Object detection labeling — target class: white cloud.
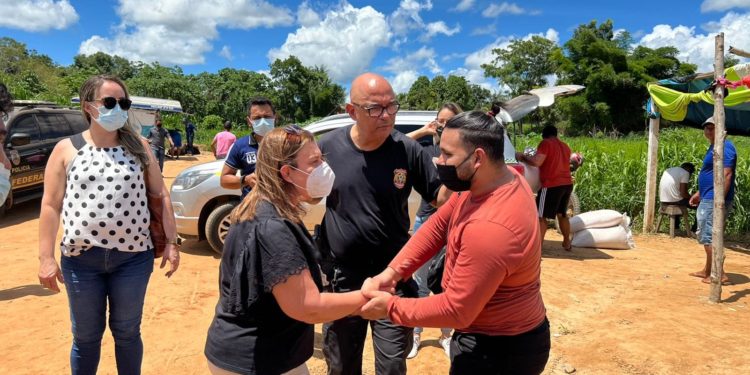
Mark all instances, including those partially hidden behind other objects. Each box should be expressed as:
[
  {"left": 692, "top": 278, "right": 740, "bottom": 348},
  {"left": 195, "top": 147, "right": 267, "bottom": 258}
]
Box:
[
  {"left": 268, "top": 4, "right": 390, "bottom": 83},
  {"left": 450, "top": 28, "right": 559, "bottom": 91},
  {"left": 388, "top": 0, "right": 433, "bottom": 43},
  {"left": 441, "top": 52, "right": 468, "bottom": 62},
  {"left": 701, "top": 0, "right": 750, "bottom": 12},
  {"left": 637, "top": 12, "right": 750, "bottom": 71},
  {"left": 384, "top": 46, "right": 442, "bottom": 76},
  {"left": 390, "top": 70, "right": 420, "bottom": 93},
  {"left": 297, "top": 1, "right": 321, "bottom": 27},
  {"left": 219, "top": 45, "right": 233, "bottom": 61},
  {"left": 0, "top": 0, "right": 78, "bottom": 32},
  {"left": 78, "top": 0, "right": 294, "bottom": 65},
  {"left": 482, "top": 2, "right": 534, "bottom": 17},
  {"left": 421, "top": 21, "right": 461, "bottom": 41},
  {"left": 452, "top": 0, "right": 475, "bottom": 12},
  {"left": 472, "top": 24, "right": 497, "bottom": 36}
]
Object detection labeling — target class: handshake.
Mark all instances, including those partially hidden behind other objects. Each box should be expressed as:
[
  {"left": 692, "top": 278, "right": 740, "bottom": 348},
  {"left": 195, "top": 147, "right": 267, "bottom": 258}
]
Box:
[{"left": 356, "top": 268, "right": 401, "bottom": 320}]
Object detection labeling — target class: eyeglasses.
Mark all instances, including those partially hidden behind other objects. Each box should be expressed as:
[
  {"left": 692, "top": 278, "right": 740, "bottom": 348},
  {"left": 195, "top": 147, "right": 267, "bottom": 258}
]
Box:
[
  {"left": 351, "top": 102, "right": 400, "bottom": 118},
  {"left": 96, "top": 97, "right": 132, "bottom": 110}
]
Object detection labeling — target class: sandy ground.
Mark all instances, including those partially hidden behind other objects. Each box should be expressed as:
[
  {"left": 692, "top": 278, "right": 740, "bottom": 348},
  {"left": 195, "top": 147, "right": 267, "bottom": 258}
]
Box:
[{"left": 1, "top": 154, "right": 749, "bottom": 375}]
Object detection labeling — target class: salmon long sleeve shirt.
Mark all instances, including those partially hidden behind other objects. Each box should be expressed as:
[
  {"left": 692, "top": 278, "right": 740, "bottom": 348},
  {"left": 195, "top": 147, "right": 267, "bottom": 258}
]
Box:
[{"left": 387, "top": 168, "right": 546, "bottom": 335}]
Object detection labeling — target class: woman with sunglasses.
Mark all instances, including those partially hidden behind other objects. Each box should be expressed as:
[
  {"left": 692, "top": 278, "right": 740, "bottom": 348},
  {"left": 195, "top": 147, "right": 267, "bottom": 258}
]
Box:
[
  {"left": 205, "top": 126, "right": 378, "bottom": 375},
  {"left": 38, "top": 75, "right": 180, "bottom": 374}
]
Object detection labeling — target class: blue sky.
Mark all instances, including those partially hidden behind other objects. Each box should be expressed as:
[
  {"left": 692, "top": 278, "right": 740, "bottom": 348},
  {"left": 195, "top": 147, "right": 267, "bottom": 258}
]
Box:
[{"left": 2, "top": 0, "right": 750, "bottom": 93}]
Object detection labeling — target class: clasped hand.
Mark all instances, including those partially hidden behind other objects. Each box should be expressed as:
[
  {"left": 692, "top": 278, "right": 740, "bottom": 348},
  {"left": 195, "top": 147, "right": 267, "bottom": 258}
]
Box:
[{"left": 357, "top": 272, "right": 398, "bottom": 320}]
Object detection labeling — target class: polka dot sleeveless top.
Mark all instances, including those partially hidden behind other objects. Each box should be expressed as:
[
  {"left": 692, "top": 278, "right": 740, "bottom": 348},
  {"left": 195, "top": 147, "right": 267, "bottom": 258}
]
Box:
[{"left": 60, "top": 144, "right": 151, "bottom": 256}]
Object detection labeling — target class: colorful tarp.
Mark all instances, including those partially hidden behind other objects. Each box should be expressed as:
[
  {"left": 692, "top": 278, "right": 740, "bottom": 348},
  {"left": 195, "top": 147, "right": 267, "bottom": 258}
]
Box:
[{"left": 647, "top": 63, "right": 750, "bottom": 136}]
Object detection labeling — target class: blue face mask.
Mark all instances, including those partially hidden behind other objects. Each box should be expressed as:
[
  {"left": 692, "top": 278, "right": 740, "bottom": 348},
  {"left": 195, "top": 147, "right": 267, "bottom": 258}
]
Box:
[
  {"left": 251, "top": 117, "right": 275, "bottom": 136},
  {"left": 90, "top": 103, "right": 128, "bottom": 132}
]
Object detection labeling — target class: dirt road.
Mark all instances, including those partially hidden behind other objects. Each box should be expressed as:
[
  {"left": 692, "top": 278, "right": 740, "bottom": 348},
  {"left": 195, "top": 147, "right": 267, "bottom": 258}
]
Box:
[{"left": 0, "top": 154, "right": 748, "bottom": 374}]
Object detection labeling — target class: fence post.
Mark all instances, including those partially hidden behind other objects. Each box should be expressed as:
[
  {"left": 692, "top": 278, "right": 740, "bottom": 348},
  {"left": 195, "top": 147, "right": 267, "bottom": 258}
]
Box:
[
  {"left": 643, "top": 109, "right": 660, "bottom": 233},
  {"left": 709, "top": 33, "right": 726, "bottom": 303}
]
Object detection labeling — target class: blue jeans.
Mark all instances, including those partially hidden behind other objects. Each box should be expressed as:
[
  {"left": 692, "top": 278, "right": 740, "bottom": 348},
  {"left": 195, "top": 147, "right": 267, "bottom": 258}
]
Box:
[
  {"left": 412, "top": 215, "right": 451, "bottom": 336},
  {"left": 61, "top": 248, "right": 154, "bottom": 375},
  {"left": 151, "top": 147, "right": 164, "bottom": 171},
  {"left": 696, "top": 199, "right": 733, "bottom": 245}
]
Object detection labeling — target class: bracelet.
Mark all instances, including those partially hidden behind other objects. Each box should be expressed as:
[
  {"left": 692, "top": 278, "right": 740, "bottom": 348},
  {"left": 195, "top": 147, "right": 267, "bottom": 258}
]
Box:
[{"left": 240, "top": 174, "right": 247, "bottom": 187}]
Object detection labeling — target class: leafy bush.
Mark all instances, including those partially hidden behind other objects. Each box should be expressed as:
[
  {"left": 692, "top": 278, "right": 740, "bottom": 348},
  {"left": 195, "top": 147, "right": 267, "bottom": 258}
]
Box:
[{"left": 201, "top": 115, "right": 223, "bottom": 129}]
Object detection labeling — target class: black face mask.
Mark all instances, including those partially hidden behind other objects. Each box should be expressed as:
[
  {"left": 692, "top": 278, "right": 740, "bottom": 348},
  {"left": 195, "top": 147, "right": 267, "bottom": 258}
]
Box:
[{"left": 436, "top": 151, "right": 476, "bottom": 192}]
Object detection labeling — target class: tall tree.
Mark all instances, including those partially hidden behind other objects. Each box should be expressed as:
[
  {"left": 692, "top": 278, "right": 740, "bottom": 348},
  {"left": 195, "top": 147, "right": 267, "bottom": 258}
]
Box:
[{"left": 482, "top": 36, "right": 561, "bottom": 96}]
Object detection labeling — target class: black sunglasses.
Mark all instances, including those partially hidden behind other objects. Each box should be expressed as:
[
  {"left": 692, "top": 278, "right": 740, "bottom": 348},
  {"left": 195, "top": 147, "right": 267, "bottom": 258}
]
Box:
[{"left": 97, "top": 97, "right": 132, "bottom": 110}]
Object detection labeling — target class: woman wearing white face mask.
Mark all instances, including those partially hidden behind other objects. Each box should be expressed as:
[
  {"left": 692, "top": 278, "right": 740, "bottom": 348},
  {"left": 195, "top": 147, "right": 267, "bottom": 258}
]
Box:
[
  {"left": 37, "top": 75, "right": 180, "bottom": 374},
  {"left": 204, "top": 125, "right": 384, "bottom": 375}
]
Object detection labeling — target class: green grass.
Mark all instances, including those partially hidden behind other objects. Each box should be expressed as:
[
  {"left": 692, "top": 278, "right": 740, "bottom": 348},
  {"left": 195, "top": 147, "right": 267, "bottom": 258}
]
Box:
[{"left": 513, "top": 127, "right": 750, "bottom": 237}]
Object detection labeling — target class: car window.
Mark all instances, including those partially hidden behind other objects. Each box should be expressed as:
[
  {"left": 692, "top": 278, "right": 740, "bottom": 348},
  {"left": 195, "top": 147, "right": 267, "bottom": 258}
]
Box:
[
  {"left": 395, "top": 124, "right": 433, "bottom": 146},
  {"left": 64, "top": 113, "right": 89, "bottom": 134},
  {"left": 9, "top": 115, "right": 40, "bottom": 142},
  {"left": 37, "top": 114, "right": 72, "bottom": 139}
]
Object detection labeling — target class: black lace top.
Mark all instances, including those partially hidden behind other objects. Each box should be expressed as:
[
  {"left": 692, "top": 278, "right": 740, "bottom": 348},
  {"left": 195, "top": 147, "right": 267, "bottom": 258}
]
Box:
[{"left": 205, "top": 200, "right": 323, "bottom": 374}]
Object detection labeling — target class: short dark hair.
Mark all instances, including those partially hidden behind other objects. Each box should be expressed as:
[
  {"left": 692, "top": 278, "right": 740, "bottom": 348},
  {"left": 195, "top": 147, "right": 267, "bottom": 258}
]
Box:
[
  {"left": 224, "top": 121, "right": 232, "bottom": 130},
  {"left": 681, "top": 162, "right": 695, "bottom": 174},
  {"left": 247, "top": 97, "right": 275, "bottom": 114},
  {"left": 542, "top": 125, "right": 558, "bottom": 139},
  {"left": 0, "top": 83, "right": 13, "bottom": 117},
  {"left": 445, "top": 111, "right": 505, "bottom": 162}
]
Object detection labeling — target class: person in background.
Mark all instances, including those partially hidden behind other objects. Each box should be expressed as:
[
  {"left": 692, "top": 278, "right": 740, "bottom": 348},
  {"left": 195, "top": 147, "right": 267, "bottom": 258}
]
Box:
[
  {"left": 360, "top": 111, "right": 549, "bottom": 375},
  {"left": 515, "top": 125, "right": 574, "bottom": 251},
  {"left": 659, "top": 162, "right": 696, "bottom": 232},
  {"left": 184, "top": 117, "right": 196, "bottom": 155},
  {"left": 689, "top": 117, "right": 737, "bottom": 285},
  {"left": 212, "top": 121, "right": 236, "bottom": 160},
  {"left": 660, "top": 163, "right": 696, "bottom": 207},
  {"left": 147, "top": 119, "right": 174, "bottom": 171},
  {"left": 220, "top": 97, "right": 276, "bottom": 200},
  {"left": 204, "top": 126, "right": 377, "bottom": 375},
  {"left": 317, "top": 73, "right": 449, "bottom": 375},
  {"left": 37, "top": 75, "right": 180, "bottom": 375},
  {"left": 404, "top": 102, "right": 463, "bottom": 359},
  {"left": 0, "top": 83, "right": 12, "bottom": 208}
]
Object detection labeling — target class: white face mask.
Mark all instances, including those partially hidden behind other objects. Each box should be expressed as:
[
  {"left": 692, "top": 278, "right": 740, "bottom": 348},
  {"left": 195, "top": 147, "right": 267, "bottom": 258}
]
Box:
[
  {"left": 289, "top": 162, "right": 336, "bottom": 199},
  {"left": 89, "top": 103, "right": 128, "bottom": 132},
  {"left": 251, "top": 117, "right": 275, "bottom": 136}
]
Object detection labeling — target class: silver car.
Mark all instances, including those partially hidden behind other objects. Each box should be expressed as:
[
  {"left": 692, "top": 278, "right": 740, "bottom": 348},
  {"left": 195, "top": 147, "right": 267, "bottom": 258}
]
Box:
[
  {"left": 170, "top": 85, "right": 583, "bottom": 254},
  {"left": 171, "top": 111, "right": 444, "bottom": 253}
]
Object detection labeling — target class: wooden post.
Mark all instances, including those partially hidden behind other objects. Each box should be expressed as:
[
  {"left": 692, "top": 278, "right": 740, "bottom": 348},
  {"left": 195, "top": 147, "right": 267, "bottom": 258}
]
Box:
[
  {"left": 728, "top": 46, "right": 750, "bottom": 58},
  {"left": 709, "top": 33, "right": 726, "bottom": 303},
  {"left": 643, "top": 104, "right": 660, "bottom": 233}
]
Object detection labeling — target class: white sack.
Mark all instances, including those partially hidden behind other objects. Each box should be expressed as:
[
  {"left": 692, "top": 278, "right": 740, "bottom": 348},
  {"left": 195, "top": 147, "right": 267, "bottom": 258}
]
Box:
[
  {"left": 570, "top": 209, "right": 628, "bottom": 232},
  {"left": 571, "top": 225, "right": 635, "bottom": 250}
]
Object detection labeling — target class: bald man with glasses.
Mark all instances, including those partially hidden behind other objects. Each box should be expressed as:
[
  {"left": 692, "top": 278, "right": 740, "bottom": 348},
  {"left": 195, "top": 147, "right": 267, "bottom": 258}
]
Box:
[{"left": 316, "top": 73, "right": 450, "bottom": 375}]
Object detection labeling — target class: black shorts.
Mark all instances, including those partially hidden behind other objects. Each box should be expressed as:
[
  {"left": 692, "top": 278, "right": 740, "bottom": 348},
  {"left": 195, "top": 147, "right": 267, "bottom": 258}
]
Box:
[{"left": 536, "top": 184, "right": 573, "bottom": 219}]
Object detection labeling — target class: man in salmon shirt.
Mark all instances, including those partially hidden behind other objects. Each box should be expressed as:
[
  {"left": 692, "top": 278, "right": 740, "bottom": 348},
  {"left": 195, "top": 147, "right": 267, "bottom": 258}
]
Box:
[
  {"left": 516, "top": 125, "right": 573, "bottom": 251},
  {"left": 360, "top": 111, "right": 549, "bottom": 374}
]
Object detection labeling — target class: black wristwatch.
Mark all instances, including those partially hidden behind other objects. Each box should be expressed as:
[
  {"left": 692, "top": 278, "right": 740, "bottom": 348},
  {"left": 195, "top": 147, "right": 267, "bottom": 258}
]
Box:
[{"left": 240, "top": 174, "right": 247, "bottom": 187}]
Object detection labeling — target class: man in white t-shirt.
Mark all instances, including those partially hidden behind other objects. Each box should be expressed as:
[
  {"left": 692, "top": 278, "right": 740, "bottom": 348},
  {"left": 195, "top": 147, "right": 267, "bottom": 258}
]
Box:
[
  {"left": 659, "top": 162, "right": 696, "bottom": 233},
  {"left": 659, "top": 162, "right": 695, "bottom": 206}
]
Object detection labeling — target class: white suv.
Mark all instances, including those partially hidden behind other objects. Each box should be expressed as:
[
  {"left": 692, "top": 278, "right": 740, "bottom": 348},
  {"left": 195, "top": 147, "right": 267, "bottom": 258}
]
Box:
[{"left": 170, "top": 85, "right": 583, "bottom": 254}]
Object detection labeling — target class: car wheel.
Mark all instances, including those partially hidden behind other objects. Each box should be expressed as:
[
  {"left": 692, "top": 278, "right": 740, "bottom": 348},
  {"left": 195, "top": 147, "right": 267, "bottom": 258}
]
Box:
[
  {"left": 556, "top": 191, "right": 581, "bottom": 233},
  {"left": 205, "top": 202, "right": 237, "bottom": 255}
]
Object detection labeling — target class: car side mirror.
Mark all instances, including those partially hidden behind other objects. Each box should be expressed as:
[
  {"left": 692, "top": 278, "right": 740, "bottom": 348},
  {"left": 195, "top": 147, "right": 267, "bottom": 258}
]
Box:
[{"left": 10, "top": 133, "right": 31, "bottom": 147}]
